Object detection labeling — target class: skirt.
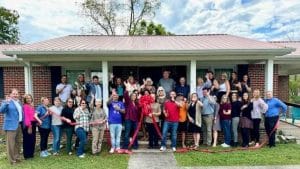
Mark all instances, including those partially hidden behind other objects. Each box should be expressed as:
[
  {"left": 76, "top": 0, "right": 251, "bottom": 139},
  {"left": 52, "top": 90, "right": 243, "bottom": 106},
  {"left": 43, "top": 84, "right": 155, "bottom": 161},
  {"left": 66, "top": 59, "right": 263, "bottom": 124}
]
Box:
[
  {"left": 213, "top": 117, "right": 221, "bottom": 131},
  {"left": 188, "top": 122, "right": 201, "bottom": 133},
  {"left": 178, "top": 121, "right": 188, "bottom": 132},
  {"left": 239, "top": 117, "right": 253, "bottom": 129}
]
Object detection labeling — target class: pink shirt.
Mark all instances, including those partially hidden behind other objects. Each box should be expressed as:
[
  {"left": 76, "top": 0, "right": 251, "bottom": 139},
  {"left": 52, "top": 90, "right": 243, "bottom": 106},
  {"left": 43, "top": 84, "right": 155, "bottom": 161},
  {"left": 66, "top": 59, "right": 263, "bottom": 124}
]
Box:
[{"left": 23, "top": 104, "right": 36, "bottom": 127}]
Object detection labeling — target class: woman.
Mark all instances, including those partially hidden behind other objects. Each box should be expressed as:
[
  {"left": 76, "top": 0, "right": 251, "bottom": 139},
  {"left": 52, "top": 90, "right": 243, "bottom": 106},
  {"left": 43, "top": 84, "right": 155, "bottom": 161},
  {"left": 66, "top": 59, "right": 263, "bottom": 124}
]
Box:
[
  {"left": 250, "top": 89, "right": 268, "bottom": 147},
  {"left": 111, "top": 77, "right": 125, "bottom": 101},
  {"left": 61, "top": 98, "right": 75, "bottom": 155},
  {"left": 0, "top": 88, "right": 23, "bottom": 164},
  {"left": 35, "top": 97, "right": 51, "bottom": 157},
  {"left": 177, "top": 94, "right": 188, "bottom": 148},
  {"left": 229, "top": 71, "right": 241, "bottom": 94},
  {"left": 212, "top": 96, "right": 221, "bottom": 147},
  {"left": 74, "top": 74, "right": 88, "bottom": 99},
  {"left": 231, "top": 93, "right": 242, "bottom": 147},
  {"left": 145, "top": 93, "right": 161, "bottom": 149},
  {"left": 73, "top": 99, "right": 90, "bottom": 158},
  {"left": 240, "top": 74, "right": 251, "bottom": 96},
  {"left": 217, "top": 72, "right": 230, "bottom": 103},
  {"left": 239, "top": 92, "right": 253, "bottom": 147},
  {"left": 196, "top": 77, "right": 205, "bottom": 99},
  {"left": 219, "top": 95, "right": 232, "bottom": 148},
  {"left": 107, "top": 92, "right": 125, "bottom": 153},
  {"left": 126, "top": 76, "right": 140, "bottom": 95},
  {"left": 22, "top": 94, "right": 37, "bottom": 159},
  {"left": 90, "top": 98, "right": 107, "bottom": 154},
  {"left": 156, "top": 86, "right": 167, "bottom": 132},
  {"left": 49, "top": 97, "right": 63, "bottom": 155},
  {"left": 140, "top": 77, "right": 156, "bottom": 94},
  {"left": 187, "top": 93, "right": 203, "bottom": 149},
  {"left": 123, "top": 81, "right": 140, "bottom": 150}
]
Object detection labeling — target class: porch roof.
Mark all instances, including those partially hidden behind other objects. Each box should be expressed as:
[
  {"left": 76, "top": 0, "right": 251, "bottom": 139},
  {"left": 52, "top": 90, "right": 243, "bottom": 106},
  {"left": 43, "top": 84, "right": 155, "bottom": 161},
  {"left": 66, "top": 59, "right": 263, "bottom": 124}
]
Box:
[
  {"left": 0, "top": 45, "right": 19, "bottom": 62},
  {"left": 2, "top": 34, "right": 294, "bottom": 57},
  {"left": 272, "top": 41, "right": 300, "bottom": 59}
]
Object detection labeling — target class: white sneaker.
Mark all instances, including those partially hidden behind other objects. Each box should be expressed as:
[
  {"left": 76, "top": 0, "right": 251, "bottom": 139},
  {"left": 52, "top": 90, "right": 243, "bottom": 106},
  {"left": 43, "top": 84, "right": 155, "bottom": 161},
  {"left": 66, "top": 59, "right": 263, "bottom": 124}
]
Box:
[
  {"left": 109, "top": 148, "right": 115, "bottom": 154},
  {"left": 78, "top": 154, "right": 85, "bottom": 158},
  {"left": 68, "top": 152, "right": 73, "bottom": 155},
  {"left": 221, "top": 143, "right": 230, "bottom": 148},
  {"left": 160, "top": 146, "right": 166, "bottom": 151},
  {"left": 172, "top": 147, "right": 176, "bottom": 152}
]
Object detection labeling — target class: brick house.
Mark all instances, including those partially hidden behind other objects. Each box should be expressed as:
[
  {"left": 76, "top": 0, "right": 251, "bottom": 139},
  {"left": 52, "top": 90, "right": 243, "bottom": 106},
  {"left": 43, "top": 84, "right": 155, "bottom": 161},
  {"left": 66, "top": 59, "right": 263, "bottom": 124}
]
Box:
[{"left": 0, "top": 34, "right": 298, "bottom": 135}]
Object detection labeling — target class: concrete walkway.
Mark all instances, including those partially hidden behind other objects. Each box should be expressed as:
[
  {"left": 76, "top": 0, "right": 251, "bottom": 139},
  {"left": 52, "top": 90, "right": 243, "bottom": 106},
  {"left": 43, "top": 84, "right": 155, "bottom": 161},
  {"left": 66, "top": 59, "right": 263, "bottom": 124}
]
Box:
[
  {"left": 278, "top": 120, "right": 300, "bottom": 143},
  {"left": 128, "top": 151, "right": 178, "bottom": 169}
]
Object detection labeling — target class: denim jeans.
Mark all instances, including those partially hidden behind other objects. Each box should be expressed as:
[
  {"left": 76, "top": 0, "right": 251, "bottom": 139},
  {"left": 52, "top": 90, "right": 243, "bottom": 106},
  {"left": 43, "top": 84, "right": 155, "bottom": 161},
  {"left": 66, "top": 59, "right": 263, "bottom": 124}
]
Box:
[
  {"left": 265, "top": 116, "right": 279, "bottom": 147},
  {"left": 221, "top": 120, "right": 232, "bottom": 145},
  {"left": 231, "top": 117, "right": 240, "bottom": 143},
  {"left": 75, "top": 127, "right": 87, "bottom": 156},
  {"left": 123, "top": 120, "right": 138, "bottom": 149},
  {"left": 109, "top": 124, "right": 122, "bottom": 149},
  {"left": 161, "top": 121, "right": 178, "bottom": 148},
  {"left": 51, "top": 125, "right": 62, "bottom": 153}
]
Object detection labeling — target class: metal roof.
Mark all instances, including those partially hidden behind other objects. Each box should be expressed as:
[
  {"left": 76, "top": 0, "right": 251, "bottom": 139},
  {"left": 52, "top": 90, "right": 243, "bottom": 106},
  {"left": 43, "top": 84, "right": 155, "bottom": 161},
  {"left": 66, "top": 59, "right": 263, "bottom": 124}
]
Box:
[
  {"left": 271, "top": 41, "right": 300, "bottom": 57},
  {"left": 3, "top": 34, "right": 293, "bottom": 56}
]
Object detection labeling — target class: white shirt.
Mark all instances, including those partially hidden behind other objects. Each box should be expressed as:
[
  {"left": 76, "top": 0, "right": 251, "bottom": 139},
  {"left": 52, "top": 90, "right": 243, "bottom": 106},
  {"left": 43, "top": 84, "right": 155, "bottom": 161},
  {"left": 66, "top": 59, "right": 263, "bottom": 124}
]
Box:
[{"left": 56, "top": 83, "right": 73, "bottom": 102}]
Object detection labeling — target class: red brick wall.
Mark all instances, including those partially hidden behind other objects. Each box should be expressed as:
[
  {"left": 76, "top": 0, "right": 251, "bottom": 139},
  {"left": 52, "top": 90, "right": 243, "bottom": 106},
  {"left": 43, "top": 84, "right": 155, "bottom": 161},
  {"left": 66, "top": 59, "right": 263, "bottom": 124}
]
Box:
[
  {"left": 278, "top": 75, "right": 289, "bottom": 102},
  {"left": 248, "top": 64, "right": 279, "bottom": 97},
  {"left": 32, "top": 67, "right": 52, "bottom": 105}
]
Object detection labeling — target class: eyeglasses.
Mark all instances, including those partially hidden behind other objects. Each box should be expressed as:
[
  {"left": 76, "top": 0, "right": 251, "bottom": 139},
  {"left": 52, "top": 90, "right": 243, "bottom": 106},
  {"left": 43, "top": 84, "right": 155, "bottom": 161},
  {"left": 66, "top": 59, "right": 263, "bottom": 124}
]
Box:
[
  {"left": 68, "top": 101, "right": 73, "bottom": 103},
  {"left": 81, "top": 103, "right": 87, "bottom": 105}
]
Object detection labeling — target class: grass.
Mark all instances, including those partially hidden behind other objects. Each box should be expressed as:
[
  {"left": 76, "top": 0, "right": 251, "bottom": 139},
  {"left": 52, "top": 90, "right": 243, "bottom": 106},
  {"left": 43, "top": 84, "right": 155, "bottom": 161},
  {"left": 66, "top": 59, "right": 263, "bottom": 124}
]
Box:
[
  {"left": 0, "top": 142, "right": 129, "bottom": 169},
  {"left": 175, "top": 143, "right": 300, "bottom": 166}
]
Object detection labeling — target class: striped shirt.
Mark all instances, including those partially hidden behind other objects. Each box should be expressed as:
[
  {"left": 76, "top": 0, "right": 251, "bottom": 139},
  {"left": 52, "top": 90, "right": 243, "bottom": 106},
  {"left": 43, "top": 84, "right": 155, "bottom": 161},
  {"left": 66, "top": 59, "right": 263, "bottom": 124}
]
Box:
[{"left": 73, "top": 107, "right": 90, "bottom": 132}]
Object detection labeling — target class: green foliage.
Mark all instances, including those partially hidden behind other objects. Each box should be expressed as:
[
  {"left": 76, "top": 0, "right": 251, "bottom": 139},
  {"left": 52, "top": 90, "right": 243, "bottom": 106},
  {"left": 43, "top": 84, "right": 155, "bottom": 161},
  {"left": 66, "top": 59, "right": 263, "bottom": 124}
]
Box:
[
  {"left": 175, "top": 144, "right": 300, "bottom": 166},
  {"left": 135, "top": 19, "right": 173, "bottom": 35},
  {"left": 289, "top": 75, "right": 300, "bottom": 103},
  {"left": 0, "top": 143, "right": 129, "bottom": 169},
  {"left": 0, "top": 6, "right": 19, "bottom": 44}
]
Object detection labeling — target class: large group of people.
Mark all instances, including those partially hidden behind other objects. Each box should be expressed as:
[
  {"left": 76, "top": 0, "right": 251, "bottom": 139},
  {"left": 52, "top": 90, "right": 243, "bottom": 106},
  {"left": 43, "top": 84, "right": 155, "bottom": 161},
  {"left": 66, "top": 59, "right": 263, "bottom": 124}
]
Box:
[{"left": 0, "top": 70, "right": 288, "bottom": 165}]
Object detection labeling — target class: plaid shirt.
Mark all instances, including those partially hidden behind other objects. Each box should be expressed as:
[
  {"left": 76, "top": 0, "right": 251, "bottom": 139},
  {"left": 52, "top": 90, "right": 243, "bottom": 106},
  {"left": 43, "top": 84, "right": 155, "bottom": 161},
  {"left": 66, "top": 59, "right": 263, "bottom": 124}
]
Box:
[{"left": 73, "top": 107, "right": 90, "bottom": 132}]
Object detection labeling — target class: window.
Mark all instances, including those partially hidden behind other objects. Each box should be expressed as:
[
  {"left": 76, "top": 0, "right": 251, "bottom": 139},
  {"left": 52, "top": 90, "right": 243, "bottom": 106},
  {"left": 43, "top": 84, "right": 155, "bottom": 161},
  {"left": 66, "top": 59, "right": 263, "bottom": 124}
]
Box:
[
  {"left": 214, "top": 69, "right": 233, "bottom": 80},
  {"left": 66, "top": 70, "right": 85, "bottom": 87}
]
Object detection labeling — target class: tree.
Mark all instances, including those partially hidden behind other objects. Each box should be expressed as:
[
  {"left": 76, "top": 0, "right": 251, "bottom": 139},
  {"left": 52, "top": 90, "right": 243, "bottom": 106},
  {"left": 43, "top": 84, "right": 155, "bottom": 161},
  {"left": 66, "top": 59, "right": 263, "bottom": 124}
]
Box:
[
  {"left": 135, "top": 20, "right": 173, "bottom": 35},
  {"left": 0, "top": 6, "right": 19, "bottom": 44},
  {"left": 81, "top": 0, "right": 161, "bottom": 35}
]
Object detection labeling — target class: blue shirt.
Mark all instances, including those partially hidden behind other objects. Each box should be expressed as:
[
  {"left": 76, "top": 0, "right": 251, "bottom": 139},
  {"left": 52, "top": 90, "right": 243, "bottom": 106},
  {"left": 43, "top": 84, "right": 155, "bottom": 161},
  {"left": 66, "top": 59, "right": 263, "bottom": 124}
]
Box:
[
  {"left": 201, "top": 96, "right": 216, "bottom": 115},
  {"left": 36, "top": 105, "right": 51, "bottom": 129},
  {"left": 175, "top": 84, "right": 190, "bottom": 98},
  {"left": 108, "top": 101, "right": 125, "bottom": 124},
  {"left": 265, "top": 98, "right": 287, "bottom": 117}
]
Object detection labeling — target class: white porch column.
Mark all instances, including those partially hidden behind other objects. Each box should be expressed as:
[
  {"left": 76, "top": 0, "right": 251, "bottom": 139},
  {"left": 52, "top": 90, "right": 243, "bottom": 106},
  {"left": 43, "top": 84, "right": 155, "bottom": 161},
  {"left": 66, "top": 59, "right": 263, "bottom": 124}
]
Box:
[
  {"left": 102, "top": 61, "right": 109, "bottom": 115},
  {"left": 190, "top": 59, "right": 197, "bottom": 93},
  {"left": 24, "top": 61, "right": 33, "bottom": 94},
  {"left": 265, "top": 59, "right": 274, "bottom": 92}
]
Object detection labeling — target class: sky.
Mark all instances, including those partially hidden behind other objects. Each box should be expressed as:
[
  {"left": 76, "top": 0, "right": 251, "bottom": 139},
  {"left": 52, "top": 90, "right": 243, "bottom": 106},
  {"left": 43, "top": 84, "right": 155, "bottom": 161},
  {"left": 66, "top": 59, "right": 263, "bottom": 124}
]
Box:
[{"left": 1, "top": 0, "right": 300, "bottom": 43}]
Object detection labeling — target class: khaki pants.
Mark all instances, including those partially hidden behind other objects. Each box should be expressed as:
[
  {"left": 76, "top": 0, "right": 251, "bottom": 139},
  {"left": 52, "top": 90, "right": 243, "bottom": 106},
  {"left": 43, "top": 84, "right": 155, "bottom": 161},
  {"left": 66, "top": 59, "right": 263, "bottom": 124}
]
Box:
[
  {"left": 91, "top": 128, "right": 105, "bottom": 154},
  {"left": 6, "top": 124, "right": 22, "bottom": 164},
  {"left": 202, "top": 115, "right": 214, "bottom": 145}
]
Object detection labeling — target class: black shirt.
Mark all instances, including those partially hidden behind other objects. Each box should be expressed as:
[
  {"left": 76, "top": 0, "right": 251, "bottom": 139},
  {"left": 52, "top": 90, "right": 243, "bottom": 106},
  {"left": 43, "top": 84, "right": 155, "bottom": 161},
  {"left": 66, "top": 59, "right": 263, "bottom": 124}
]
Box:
[
  {"left": 61, "top": 107, "right": 75, "bottom": 128},
  {"left": 231, "top": 101, "right": 242, "bottom": 118}
]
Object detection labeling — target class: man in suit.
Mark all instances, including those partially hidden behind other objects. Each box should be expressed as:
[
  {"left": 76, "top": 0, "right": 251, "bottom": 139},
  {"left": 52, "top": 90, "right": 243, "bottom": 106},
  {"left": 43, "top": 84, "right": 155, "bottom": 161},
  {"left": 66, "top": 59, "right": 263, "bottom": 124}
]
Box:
[{"left": 0, "top": 88, "right": 23, "bottom": 165}]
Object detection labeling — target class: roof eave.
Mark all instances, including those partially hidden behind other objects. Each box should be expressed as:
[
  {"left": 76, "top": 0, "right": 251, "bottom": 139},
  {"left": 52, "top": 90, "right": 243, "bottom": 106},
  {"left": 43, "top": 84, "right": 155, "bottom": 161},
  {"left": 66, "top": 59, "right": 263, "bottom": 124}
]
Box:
[{"left": 3, "top": 48, "right": 294, "bottom": 56}]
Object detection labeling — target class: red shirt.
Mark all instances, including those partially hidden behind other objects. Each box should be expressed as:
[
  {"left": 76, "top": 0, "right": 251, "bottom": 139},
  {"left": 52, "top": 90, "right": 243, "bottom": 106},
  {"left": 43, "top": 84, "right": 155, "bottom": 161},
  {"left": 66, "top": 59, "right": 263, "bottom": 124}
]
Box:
[
  {"left": 164, "top": 100, "right": 179, "bottom": 122},
  {"left": 219, "top": 103, "right": 232, "bottom": 120}
]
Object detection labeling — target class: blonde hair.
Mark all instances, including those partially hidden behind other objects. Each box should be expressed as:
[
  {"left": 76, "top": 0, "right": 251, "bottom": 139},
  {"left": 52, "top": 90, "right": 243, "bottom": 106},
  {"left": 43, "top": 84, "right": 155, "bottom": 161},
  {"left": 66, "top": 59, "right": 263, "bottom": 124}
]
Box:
[{"left": 221, "top": 94, "right": 230, "bottom": 104}]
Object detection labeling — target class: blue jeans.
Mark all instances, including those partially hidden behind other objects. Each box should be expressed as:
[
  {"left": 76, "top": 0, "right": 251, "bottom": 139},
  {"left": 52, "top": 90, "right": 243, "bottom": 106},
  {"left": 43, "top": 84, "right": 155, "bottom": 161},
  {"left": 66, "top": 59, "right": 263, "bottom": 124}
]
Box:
[
  {"left": 75, "top": 127, "right": 87, "bottom": 156},
  {"left": 109, "top": 124, "right": 122, "bottom": 149},
  {"left": 221, "top": 120, "right": 232, "bottom": 145},
  {"left": 123, "top": 120, "right": 138, "bottom": 149},
  {"left": 51, "top": 125, "right": 61, "bottom": 153},
  {"left": 161, "top": 121, "right": 178, "bottom": 148}
]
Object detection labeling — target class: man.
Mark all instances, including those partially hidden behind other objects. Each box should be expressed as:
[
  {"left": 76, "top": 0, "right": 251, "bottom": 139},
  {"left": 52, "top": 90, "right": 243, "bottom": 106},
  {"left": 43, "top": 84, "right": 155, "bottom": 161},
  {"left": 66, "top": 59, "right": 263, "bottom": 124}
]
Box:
[
  {"left": 160, "top": 91, "right": 181, "bottom": 152},
  {"left": 175, "top": 77, "right": 190, "bottom": 99},
  {"left": 200, "top": 88, "right": 216, "bottom": 146},
  {"left": 264, "top": 91, "right": 287, "bottom": 148},
  {"left": 158, "top": 70, "right": 176, "bottom": 97},
  {"left": 87, "top": 76, "right": 103, "bottom": 105},
  {"left": 56, "top": 75, "right": 73, "bottom": 104}
]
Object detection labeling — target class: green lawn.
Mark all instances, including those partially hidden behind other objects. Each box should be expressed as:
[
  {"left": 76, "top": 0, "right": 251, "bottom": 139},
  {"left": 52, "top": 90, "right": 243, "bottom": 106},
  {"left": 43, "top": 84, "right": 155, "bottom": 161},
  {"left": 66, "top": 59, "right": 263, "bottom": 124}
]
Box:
[
  {"left": 0, "top": 143, "right": 129, "bottom": 169},
  {"left": 175, "top": 144, "right": 300, "bottom": 166}
]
